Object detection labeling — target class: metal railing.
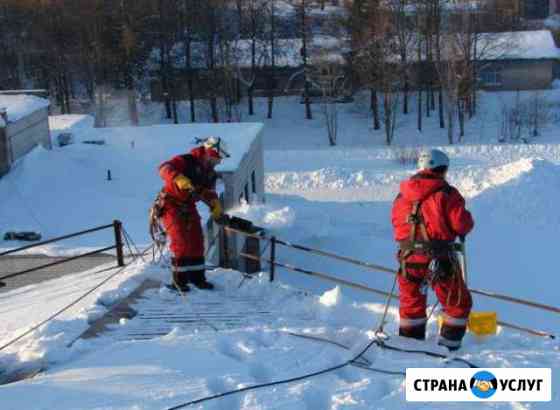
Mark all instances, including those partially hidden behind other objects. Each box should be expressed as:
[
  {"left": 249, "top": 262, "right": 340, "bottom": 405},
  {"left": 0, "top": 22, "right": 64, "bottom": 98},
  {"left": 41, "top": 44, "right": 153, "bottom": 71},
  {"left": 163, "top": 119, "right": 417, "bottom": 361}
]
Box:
[
  {"left": 0, "top": 220, "right": 125, "bottom": 287},
  {"left": 225, "top": 225, "right": 557, "bottom": 339}
]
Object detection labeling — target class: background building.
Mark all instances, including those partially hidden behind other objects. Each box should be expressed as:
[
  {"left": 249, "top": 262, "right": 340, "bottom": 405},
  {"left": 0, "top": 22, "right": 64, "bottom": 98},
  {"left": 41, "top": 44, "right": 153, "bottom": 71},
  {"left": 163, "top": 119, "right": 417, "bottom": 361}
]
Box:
[{"left": 0, "top": 93, "right": 51, "bottom": 177}]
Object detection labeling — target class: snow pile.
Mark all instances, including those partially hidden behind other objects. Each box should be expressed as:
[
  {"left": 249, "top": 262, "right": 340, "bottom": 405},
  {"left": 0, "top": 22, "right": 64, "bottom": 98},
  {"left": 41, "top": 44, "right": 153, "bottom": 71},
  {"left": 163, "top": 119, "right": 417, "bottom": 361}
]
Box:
[
  {"left": 48, "top": 114, "right": 95, "bottom": 142},
  {"left": 229, "top": 200, "right": 296, "bottom": 230},
  {"left": 470, "top": 158, "right": 560, "bottom": 228},
  {"left": 266, "top": 166, "right": 404, "bottom": 191},
  {"left": 319, "top": 286, "right": 342, "bottom": 308},
  {"left": 0, "top": 94, "right": 50, "bottom": 123},
  {"left": 451, "top": 157, "right": 536, "bottom": 199}
]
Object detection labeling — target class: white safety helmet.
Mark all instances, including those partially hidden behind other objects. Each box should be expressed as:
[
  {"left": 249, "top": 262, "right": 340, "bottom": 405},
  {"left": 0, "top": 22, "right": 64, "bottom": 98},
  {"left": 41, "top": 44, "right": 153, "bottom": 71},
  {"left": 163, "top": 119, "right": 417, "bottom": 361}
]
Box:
[
  {"left": 196, "top": 136, "right": 231, "bottom": 159},
  {"left": 417, "top": 149, "right": 450, "bottom": 171}
]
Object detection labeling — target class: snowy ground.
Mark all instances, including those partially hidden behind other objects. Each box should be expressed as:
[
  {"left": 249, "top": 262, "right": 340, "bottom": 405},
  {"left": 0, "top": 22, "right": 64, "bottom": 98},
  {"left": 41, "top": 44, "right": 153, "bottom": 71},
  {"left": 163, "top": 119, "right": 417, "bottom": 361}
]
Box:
[
  {"left": 2, "top": 267, "right": 558, "bottom": 409},
  {"left": 1, "top": 93, "right": 560, "bottom": 408}
]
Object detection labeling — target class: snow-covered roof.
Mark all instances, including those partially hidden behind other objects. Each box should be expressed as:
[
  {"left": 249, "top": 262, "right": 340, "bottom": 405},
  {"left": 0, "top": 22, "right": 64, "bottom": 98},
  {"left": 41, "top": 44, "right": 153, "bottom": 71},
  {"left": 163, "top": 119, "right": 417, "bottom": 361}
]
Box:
[
  {"left": 84, "top": 122, "right": 264, "bottom": 173},
  {"left": 477, "top": 30, "right": 560, "bottom": 61},
  {"left": 381, "top": 30, "right": 560, "bottom": 63},
  {"left": 150, "top": 35, "right": 348, "bottom": 71},
  {"left": 0, "top": 94, "right": 50, "bottom": 123}
]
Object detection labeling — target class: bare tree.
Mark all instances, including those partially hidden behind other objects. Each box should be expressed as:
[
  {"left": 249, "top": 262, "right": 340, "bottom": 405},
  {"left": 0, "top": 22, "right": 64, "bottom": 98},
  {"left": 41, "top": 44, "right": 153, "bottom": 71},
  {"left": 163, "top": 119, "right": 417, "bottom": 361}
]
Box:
[
  {"left": 265, "top": 0, "right": 278, "bottom": 119},
  {"left": 389, "top": 0, "right": 415, "bottom": 115},
  {"left": 355, "top": 0, "right": 401, "bottom": 145},
  {"left": 298, "top": 0, "right": 313, "bottom": 120},
  {"left": 179, "top": 0, "right": 198, "bottom": 123},
  {"left": 310, "top": 50, "right": 345, "bottom": 145},
  {"left": 199, "top": 1, "right": 222, "bottom": 123}
]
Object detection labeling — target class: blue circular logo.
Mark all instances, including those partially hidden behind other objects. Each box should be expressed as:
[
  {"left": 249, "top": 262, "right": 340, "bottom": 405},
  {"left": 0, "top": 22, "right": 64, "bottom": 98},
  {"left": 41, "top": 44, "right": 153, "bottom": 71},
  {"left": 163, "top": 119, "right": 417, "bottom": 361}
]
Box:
[{"left": 470, "top": 371, "right": 498, "bottom": 399}]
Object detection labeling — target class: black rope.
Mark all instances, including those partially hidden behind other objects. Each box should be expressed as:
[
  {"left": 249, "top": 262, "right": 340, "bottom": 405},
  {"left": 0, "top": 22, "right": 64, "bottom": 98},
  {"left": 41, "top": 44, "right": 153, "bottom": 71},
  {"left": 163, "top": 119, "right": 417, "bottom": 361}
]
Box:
[
  {"left": 166, "top": 328, "right": 394, "bottom": 410},
  {"left": 349, "top": 361, "right": 406, "bottom": 376},
  {"left": 373, "top": 338, "right": 479, "bottom": 368},
  {"left": 167, "top": 361, "right": 350, "bottom": 410},
  {"left": 164, "top": 334, "right": 478, "bottom": 408},
  {"left": 122, "top": 227, "right": 144, "bottom": 262},
  {"left": 121, "top": 228, "right": 135, "bottom": 259}
]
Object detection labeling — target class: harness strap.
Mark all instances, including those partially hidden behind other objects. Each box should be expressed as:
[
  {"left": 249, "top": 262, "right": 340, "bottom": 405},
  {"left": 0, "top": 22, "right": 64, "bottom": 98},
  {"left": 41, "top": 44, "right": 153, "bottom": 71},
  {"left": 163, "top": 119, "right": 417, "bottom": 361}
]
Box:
[{"left": 398, "top": 184, "right": 456, "bottom": 285}]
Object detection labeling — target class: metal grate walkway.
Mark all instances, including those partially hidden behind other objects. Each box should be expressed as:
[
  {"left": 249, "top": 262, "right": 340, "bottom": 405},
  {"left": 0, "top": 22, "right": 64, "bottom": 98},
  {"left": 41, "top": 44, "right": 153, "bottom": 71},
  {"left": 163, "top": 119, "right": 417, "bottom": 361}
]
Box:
[{"left": 77, "top": 277, "right": 313, "bottom": 343}]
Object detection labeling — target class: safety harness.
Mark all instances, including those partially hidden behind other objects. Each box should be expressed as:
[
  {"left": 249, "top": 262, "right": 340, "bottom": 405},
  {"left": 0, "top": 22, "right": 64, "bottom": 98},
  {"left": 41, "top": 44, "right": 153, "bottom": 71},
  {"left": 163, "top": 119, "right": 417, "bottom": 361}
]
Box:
[
  {"left": 148, "top": 191, "right": 168, "bottom": 259},
  {"left": 398, "top": 185, "right": 464, "bottom": 306}
]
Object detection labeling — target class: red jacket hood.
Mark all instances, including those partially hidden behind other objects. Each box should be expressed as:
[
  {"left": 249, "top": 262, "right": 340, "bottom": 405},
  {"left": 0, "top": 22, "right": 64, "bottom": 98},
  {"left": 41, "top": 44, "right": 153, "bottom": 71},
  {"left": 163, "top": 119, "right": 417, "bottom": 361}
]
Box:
[{"left": 400, "top": 171, "right": 447, "bottom": 202}]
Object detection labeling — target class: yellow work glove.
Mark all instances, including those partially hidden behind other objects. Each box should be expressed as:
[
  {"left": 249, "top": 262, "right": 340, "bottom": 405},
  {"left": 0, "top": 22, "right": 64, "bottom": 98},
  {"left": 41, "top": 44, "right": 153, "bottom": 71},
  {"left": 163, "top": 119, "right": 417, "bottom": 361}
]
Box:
[
  {"left": 210, "top": 199, "right": 223, "bottom": 221},
  {"left": 174, "top": 175, "right": 193, "bottom": 191}
]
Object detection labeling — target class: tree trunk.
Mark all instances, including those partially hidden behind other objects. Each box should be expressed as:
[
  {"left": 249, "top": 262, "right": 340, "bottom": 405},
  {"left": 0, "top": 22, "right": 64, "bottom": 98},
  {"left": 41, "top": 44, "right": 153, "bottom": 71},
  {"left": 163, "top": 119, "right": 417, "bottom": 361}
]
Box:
[
  {"left": 458, "top": 99, "right": 465, "bottom": 140},
  {"left": 438, "top": 87, "right": 445, "bottom": 129},
  {"left": 301, "top": 0, "right": 312, "bottom": 120},
  {"left": 163, "top": 71, "right": 172, "bottom": 119},
  {"left": 403, "top": 79, "right": 409, "bottom": 115},
  {"left": 70, "top": 73, "right": 76, "bottom": 99},
  {"left": 467, "top": 94, "right": 473, "bottom": 119},
  {"left": 16, "top": 49, "right": 26, "bottom": 88},
  {"left": 267, "top": 96, "right": 274, "bottom": 119},
  {"left": 62, "top": 72, "right": 71, "bottom": 114},
  {"left": 304, "top": 84, "right": 312, "bottom": 120},
  {"left": 430, "top": 85, "right": 435, "bottom": 111},
  {"left": 127, "top": 87, "right": 139, "bottom": 126},
  {"left": 249, "top": 29, "right": 256, "bottom": 116},
  {"left": 210, "top": 96, "right": 218, "bottom": 123},
  {"left": 268, "top": 0, "right": 276, "bottom": 118},
  {"left": 371, "top": 89, "right": 380, "bottom": 130},
  {"left": 384, "top": 92, "right": 392, "bottom": 145},
  {"left": 94, "top": 84, "right": 106, "bottom": 128},
  {"left": 426, "top": 84, "right": 430, "bottom": 118},
  {"left": 188, "top": 77, "right": 196, "bottom": 122},
  {"left": 248, "top": 86, "right": 254, "bottom": 115},
  {"left": 172, "top": 98, "right": 178, "bottom": 124},
  {"left": 267, "top": 73, "right": 274, "bottom": 119},
  {"left": 417, "top": 88, "right": 422, "bottom": 132},
  {"left": 447, "top": 94, "right": 454, "bottom": 144}
]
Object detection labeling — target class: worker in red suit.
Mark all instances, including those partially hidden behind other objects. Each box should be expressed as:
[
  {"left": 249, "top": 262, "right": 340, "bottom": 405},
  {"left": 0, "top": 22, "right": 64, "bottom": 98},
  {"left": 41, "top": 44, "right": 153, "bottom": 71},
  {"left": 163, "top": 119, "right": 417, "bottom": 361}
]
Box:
[
  {"left": 391, "top": 149, "right": 474, "bottom": 350},
  {"left": 158, "top": 137, "right": 229, "bottom": 291}
]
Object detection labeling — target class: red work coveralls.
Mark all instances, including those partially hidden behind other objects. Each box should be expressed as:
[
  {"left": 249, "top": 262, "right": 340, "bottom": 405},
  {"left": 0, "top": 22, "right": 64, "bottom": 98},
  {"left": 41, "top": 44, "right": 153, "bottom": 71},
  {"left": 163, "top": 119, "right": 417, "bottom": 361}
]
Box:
[
  {"left": 391, "top": 170, "right": 474, "bottom": 349},
  {"left": 159, "top": 147, "right": 218, "bottom": 286}
]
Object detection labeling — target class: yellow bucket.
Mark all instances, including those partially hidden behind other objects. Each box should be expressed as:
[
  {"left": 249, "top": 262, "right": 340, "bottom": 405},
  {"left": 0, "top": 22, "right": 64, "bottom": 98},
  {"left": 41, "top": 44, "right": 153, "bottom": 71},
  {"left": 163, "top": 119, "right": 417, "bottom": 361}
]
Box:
[
  {"left": 468, "top": 312, "right": 497, "bottom": 336},
  {"left": 436, "top": 312, "right": 497, "bottom": 336}
]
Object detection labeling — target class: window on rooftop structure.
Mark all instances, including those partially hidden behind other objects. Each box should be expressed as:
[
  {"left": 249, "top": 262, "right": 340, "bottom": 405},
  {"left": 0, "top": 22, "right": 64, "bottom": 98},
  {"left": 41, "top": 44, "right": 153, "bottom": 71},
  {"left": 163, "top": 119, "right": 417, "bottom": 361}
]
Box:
[{"left": 480, "top": 68, "right": 502, "bottom": 86}]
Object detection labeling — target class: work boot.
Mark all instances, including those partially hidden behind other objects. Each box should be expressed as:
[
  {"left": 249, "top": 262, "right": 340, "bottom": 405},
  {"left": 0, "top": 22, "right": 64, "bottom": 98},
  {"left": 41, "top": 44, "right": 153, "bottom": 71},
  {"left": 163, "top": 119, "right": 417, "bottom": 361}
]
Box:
[
  {"left": 189, "top": 269, "right": 214, "bottom": 290},
  {"left": 166, "top": 282, "right": 190, "bottom": 293},
  {"left": 171, "top": 271, "right": 190, "bottom": 293},
  {"left": 191, "top": 279, "right": 215, "bottom": 290}
]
